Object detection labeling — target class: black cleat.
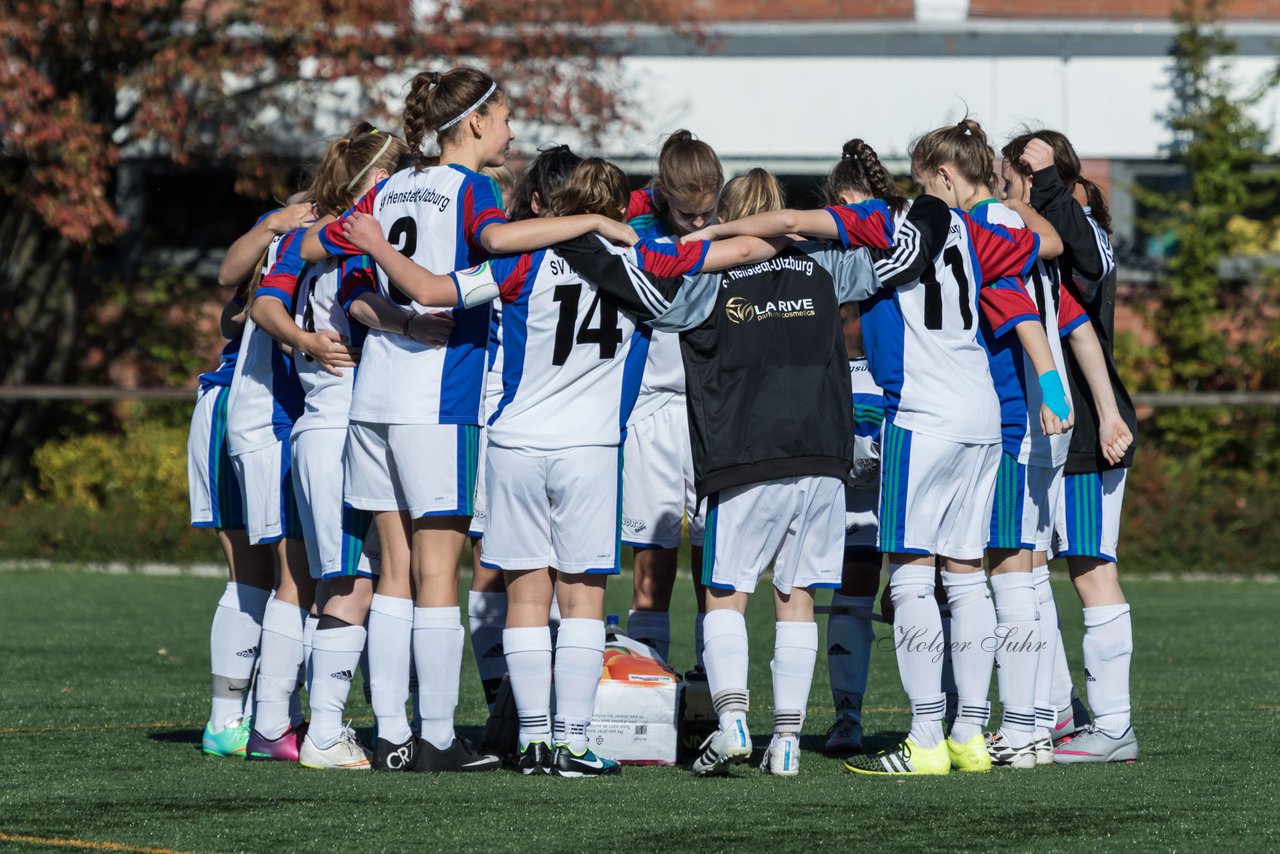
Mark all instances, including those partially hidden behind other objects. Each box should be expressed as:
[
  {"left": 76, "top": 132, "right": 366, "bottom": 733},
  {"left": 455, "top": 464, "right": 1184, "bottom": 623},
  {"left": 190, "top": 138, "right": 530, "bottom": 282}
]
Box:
[
  {"left": 517, "top": 740, "right": 553, "bottom": 776},
  {"left": 414, "top": 737, "right": 502, "bottom": 773},
  {"left": 550, "top": 743, "right": 622, "bottom": 778},
  {"left": 373, "top": 736, "right": 417, "bottom": 771}
]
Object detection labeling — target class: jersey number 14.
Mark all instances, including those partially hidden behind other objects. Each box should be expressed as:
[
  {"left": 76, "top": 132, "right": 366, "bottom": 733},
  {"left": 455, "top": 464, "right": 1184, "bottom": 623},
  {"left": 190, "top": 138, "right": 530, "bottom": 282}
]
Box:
[{"left": 551, "top": 284, "right": 623, "bottom": 366}]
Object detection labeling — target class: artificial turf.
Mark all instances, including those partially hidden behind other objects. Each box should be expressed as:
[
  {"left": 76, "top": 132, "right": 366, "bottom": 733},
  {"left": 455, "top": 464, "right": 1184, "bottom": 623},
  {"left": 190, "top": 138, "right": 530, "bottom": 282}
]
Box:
[{"left": 1, "top": 565, "right": 1277, "bottom": 853}]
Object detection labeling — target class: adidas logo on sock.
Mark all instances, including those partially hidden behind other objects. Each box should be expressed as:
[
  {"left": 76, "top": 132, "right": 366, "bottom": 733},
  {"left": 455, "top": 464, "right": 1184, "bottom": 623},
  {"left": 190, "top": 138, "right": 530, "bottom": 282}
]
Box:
[
  {"left": 331, "top": 670, "right": 355, "bottom": 682},
  {"left": 1085, "top": 668, "right": 1096, "bottom": 683},
  {"left": 236, "top": 646, "right": 259, "bottom": 659},
  {"left": 828, "top": 644, "right": 851, "bottom": 656},
  {"left": 835, "top": 696, "right": 861, "bottom": 711},
  {"left": 482, "top": 644, "right": 504, "bottom": 659}
]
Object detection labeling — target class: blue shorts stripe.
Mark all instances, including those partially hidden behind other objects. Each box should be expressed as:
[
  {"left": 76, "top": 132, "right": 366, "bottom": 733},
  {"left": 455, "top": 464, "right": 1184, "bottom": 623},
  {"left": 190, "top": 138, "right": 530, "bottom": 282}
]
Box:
[
  {"left": 339, "top": 505, "right": 374, "bottom": 577},
  {"left": 700, "top": 493, "right": 719, "bottom": 587},
  {"left": 208, "top": 387, "right": 245, "bottom": 530},
  {"left": 1063, "top": 472, "right": 1106, "bottom": 558},
  {"left": 988, "top": 454, "right": 1026, "bottom": 550},
  {"left": 279, "top": 438, "right": 302, "bottom": 540},
  {"left": 879, "top": 422, "right": 911, "bottom": 553}
]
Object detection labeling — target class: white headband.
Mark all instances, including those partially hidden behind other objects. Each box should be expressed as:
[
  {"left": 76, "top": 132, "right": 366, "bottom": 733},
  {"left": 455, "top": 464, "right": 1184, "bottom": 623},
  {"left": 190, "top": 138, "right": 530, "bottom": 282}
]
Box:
[
  {"left": 438, "top": 83, "right": 497, "bottom": 132},
  {"left": 346, "top": 134, "right": 395, "bottom": 192}
]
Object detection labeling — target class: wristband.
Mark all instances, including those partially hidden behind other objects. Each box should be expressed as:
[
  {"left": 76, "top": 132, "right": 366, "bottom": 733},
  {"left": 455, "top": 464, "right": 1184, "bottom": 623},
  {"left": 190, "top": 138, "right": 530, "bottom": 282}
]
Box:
[{"left": 1038, "top": 370, "right": 1070, "bottom": 420}]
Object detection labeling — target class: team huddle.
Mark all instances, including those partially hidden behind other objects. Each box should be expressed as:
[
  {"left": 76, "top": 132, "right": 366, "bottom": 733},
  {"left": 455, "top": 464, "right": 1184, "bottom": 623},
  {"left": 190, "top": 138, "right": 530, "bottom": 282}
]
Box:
[{"left": 187, "top": 63, "right": 1139, "bottom": 779}]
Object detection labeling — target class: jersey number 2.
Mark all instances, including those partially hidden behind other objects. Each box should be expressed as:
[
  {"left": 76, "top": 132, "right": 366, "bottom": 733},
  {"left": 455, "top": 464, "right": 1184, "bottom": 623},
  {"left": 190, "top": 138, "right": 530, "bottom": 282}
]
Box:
[{"left": 551, "top": 284, "right": 623, "bottom": 366}]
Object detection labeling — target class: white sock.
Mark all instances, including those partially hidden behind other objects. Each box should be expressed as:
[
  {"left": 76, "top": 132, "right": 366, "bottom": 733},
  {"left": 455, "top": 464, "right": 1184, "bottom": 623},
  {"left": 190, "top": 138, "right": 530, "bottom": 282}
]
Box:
[
  {"left": 253, "top": 596, "right": 307, "bottom": 739},
  {"left": 290, "top": 613, "right": 317, "bottom": 727},
  {"left": 413, "top": 606, "right": 463, "bottom": 750},
  {"left": 627, "top": 609, "right": 671, "bottom": 662},
  {"left": 771, "top": 621, "right": 817, "bottom": 735},
  {"left": 1031, "top": 566, "right": 1060, "bottom": 734},
  {"left": 209, "top": 582, "right": 269, "bottom": 730},
  {"left": 368, "top": 594, "right": 414, "bottom": 744},
  {"left": 703, "top": 609, "right": 749, "bottom": 731},
  {"left": 552, "top": 618, "right": 605, "bottom": 752},
  {"left": 694, "top": 612, "right": 707, "bottom": 669},
  {"left": 941, "top": 570, "right": 996, "bottom": 743},
  {"left": 467, "top": 591, "right": 508, "bottom": 713},
  {"left": 889, "top": 563, "right": 945, "bottom": 748},
  {"left": 828, "top": 594, "right": 875, "bottom": 724},
  {"left": 991, "top": 572, "right": 1039, "bottom": 748},
  {"left": 1082, "top": 604, "right": 1133, "bottom": 736},
  {"left": 503, "top": 626, "right": 553, "bottom": 747},
  {"left": 307, "top": 623, "right": 366, "bottom": 749}
]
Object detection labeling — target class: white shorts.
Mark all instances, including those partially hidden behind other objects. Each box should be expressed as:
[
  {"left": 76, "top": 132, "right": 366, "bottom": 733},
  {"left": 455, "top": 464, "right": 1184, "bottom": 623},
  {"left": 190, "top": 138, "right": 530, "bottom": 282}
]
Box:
[
  {"left": 468, "top": 424, "right": 491, "bottom": 538},
  {"left": 878, "top": 423, "right": 1000, "bottom": 561},
  {"left": 1052, "top": 468, "right": 1127, "bottom": 563},
  {"left": 231, "top": 438, "right": 302, "bottom": 546},
  {"left": 621, "top": 402, "right": 703, "bottom": 549},
  {"left": 343, "top": 421, "right": 480, "bottom": 519},
  {"left": 187, "top": 386, "right": 245, "bottom": 530},
  {"left": 479, "top": 444, "right": 621, "bottom": 575},
  {"left": 291, "top": 428, "right": 379, "bottom": 580},
  {"left": 845, "top": 482, "right": 879, "bottom": 554},
  {"left": 701, "top": 476, "right": 845, "bottom": 595}
]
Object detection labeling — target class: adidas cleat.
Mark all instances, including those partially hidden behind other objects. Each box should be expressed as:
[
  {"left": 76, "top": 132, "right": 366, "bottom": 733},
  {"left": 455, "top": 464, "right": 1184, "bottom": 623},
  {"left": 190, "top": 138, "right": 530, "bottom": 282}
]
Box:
[
  {"left": 985, "top": 731, "right": 1037, "bottom": 770},
  {"left": 550, "top": 744, "right": 622, "bottom": 778},
  {"left": 517, "top": 740, "right": 553, "bottom": 776},
  {"left": 299, "top": 726, "right": 371, "bottom": 770},
  {"left": 844, "top": 738, "right": 950, "bottom": 776},
  {"left": 246, "top": 722, "right": 307, "bottom": 762},
  {"left": 823, "top": 717, "right": 863, "bottom": 755},
  {"left": 1033, "top": 732, "right": 1054, "bottom": 766},
  {"left": 201, "top": 718, "right": 251, "bottom": 758},
  {"left": 415, "top": 737, "right": 502, "bottom": 773},
  {"left": 373, "top": 735, "right": 417, "bottom": 771},
  {"left": 946, "top": 732, "right": 992, "bottom": 773},
  {"left": 759, "top": 735, "right": 800, "bottom": 777},
  {"left": 1052, "top": 725, "right": 1138, "bottom": 765},
  {"left": 690, "top": 721, "right": 752, "bottom": 776}
]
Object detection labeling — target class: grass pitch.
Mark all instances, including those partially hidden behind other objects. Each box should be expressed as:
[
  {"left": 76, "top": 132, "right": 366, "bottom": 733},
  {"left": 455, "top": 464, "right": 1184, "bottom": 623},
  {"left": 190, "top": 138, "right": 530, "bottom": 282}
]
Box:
[{"left": 1, "top": 564, "right": 1277, "bottom": 853}]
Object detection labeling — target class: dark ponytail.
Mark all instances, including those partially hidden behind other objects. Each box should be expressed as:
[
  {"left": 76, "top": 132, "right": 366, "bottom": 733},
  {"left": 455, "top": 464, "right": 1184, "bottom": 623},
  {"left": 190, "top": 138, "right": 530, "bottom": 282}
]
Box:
[
  {"left": 507, "top": 144, "right": 583, "bottom": 221},
  {"left": 1003, "top": 129, "right": 1112, "bottom": 234},
  {"left": 824, "top": 138, "right": 907, "bottom": 214}
]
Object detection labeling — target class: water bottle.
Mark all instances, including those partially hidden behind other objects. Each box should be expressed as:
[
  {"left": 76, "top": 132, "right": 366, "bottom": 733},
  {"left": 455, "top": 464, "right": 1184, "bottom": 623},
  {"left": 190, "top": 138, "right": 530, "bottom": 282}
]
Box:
[{"left": 605, "top": 613, "right": 620, "bottom": 642}]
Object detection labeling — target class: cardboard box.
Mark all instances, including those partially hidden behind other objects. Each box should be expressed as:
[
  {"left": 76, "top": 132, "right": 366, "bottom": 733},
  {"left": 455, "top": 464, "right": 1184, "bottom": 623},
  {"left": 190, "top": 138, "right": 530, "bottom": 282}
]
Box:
[{"left": 589, "top": 635, "right": 682, "bottom": 765}]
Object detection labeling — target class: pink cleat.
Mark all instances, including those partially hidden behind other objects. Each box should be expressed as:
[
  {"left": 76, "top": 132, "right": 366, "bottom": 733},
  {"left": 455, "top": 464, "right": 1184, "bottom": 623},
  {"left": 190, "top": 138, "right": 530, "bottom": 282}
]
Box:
[{"left": 246, "top": 722, "right": 308, "bottom": 762}]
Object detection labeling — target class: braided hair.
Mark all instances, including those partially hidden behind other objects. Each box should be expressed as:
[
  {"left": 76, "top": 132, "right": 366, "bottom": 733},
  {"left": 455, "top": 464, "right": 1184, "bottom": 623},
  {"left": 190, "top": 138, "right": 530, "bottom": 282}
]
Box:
[{"left": 823, "top": 139, "right": 907, "bottom": 214}]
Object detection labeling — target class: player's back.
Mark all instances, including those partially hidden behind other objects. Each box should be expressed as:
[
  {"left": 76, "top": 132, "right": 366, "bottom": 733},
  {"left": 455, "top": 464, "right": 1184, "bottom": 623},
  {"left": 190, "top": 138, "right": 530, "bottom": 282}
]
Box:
[
  {"left": 862, "top": 208, "right": 999, "bottom": 445},
  {"left": 488, "top": 247, "right": 644, "bottom": 452},
  {"left": 291, "top": 256, "right": 370, "bottom": 434}
]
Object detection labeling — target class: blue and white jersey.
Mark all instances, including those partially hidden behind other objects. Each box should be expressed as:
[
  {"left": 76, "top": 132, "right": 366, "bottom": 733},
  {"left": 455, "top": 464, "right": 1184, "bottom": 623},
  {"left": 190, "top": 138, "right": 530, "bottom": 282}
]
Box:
[
  {"left": 484, "top": 303, "right": 505, "bottom": 418},
  {"left": 626, "top": 211, "right": 685, "bottom": 423},
  {"left": 846, "top": 196, "right": 1041, "bottom": 446},
  {"left": 198, "top": 323, "right": 243, "bottom": 392},
  {"left": 971, "top": 200, "right": 1075, "bottom": 467},
  {"left": 226, "top": 230, "right": 305, "bottom": 456},
  {"left": 319, "top": 164, "right": 506, "bottom": 426},
  {"left": 473, "top": 236, "right": 709, "bottom": 453}
]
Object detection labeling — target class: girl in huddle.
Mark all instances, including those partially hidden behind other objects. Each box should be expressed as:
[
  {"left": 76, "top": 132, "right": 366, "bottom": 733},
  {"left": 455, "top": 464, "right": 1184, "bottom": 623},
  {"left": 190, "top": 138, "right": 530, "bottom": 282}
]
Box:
[
  {"left": 300, "top": 67, "right": 636, "bottom": 773},
  {"left": 685, "top": 119, "right": 1065, "bottom": 776},
  {"left": 467, "top": 146, "right": 584, "bottom": 733},
  {"left": 337, "top": 156, "right": 778, "bottom": 776},
  {"left": 249, "top": 123, "right": 456, "bottom": 767},
  {"left": 622, "top": 130, "right": 726, "bottom": 669},
  {"left": 814, "top": 140, "right": 906, "bottom": 757},
  {"left": 193, "top": 202, "right": 311, "bottom": 759},
  {"left": 1002, "top": 131, "right": 1140, "bottom": 765}
]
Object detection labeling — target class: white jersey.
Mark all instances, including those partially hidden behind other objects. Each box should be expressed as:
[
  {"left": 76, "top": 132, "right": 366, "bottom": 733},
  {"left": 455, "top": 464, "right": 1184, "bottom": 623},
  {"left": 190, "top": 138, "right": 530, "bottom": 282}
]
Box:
[
  {"left": 227, "top": 231, "right": 303, "bottom": 456},
  {"left": 846, "top": 197, "right": 1041, "bottom": 446},
  {"left": 290, "top": 256, "right": 375, "bottom": 435},
  {"left": 482, "top": 248, "right": 644, "bottom": 452},
  {"left": 318, "top": 164, "right": 506, "bottom": 425}
]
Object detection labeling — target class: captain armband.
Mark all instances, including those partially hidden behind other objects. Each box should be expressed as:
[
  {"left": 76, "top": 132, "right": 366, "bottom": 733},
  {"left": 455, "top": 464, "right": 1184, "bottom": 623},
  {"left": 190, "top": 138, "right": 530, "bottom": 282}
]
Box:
[{"left": 453, "top": 262, "right": 500, "bottom": 308}]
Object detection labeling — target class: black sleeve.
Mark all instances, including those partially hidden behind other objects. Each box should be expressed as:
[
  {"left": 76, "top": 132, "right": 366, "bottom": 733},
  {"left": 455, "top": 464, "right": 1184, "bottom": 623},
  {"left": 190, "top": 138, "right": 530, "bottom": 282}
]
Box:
[
  {"left": 1029, "top": 165, "right": 1107, "bottom": 299},
  {"left": 863, "top": 195, "right": 950, "bottom": 289},
  {"left": 553, "top": 235, "right": 686, "bottom": 323}
]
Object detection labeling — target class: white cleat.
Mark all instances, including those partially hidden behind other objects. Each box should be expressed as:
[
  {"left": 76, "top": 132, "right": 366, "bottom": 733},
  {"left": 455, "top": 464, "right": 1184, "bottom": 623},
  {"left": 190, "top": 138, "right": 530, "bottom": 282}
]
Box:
[
  {"left": 1033, "top": 731, "right": 1054, "bottom": 766},
  {"left": 299, "top": 725, "right": 372, "bottom": 770},
  {"left": 985, "top": 730, "right": 1037, "bottom": 770},
  {"left": 759, "top": 734, "right": 800, "bottom": 777},
  {"left": 691, "top": 721, "right": 752, "bottom": 776}
]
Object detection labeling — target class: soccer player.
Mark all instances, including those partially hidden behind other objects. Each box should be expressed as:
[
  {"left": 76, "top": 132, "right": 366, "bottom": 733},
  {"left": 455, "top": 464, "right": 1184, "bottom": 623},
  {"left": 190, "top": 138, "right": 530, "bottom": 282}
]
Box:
[
  {"left": 299, "top": 66, "right": 637, "bottom": 772},
  {"left": 337, "top": 156, "right": 777, "bottom": 777},
  {"left": 1003, "top": 131, "right": 1140, "bottom": 764},
  {"left": 621, "top": 130, "right": 725, "bottom": 667},
  {"left": 969, "top": 175, "right": 1132, "bottom": 769},
  {"left": 193, "top": 203, "right": 311, "bottom": 758}
]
